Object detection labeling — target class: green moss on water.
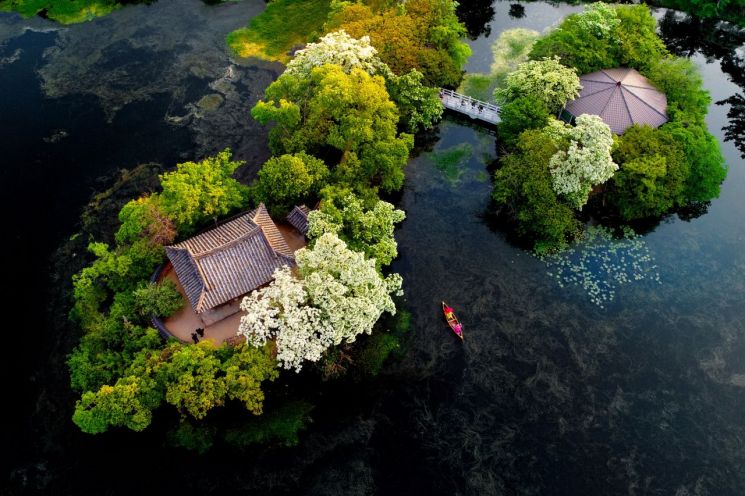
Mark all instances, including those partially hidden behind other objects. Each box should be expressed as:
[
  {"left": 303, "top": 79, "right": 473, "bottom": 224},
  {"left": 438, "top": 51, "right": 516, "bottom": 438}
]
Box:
[
  {"left": 355, "top": 310, "right": 411, "bottom": 376},
  {"left": 430, "top": 143, "right": 473, "bottom": 183},
  {"left": 226, "top": 0, "right": 331, "bottom": 62},
  {"left": 197, "top": 93, "right": 224, "bottom": 112},
  {"left": 224, "top": 401, "right": 314, "bottom": 448},
  {"left": 0, "top": 0, "right": 137, "bottom": 24}
]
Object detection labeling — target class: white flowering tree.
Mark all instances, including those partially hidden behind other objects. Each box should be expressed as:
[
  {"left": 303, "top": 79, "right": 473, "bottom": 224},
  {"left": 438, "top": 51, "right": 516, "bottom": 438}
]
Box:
[
  {"left": 297, "top": 233, "right": 402, "bottom": 345},
  {"left": 285, "top": 30, "right": 389, "bottom": 78},
  {"left": 238, "top": 233, "right": 402, "bottom": 372},
  {"left": 495, "top": 56, "right": 581, "bottom": 112},
  {"left": 575, "top": 2, "right": 620, "bottom": 39},
  {"left": 546, "top": 115, "right": 617, "bottom": 209},
  {"left": 307, "top": 194, "right": 406, "bottom": 270},
  {"left": 239, "top": 267, "right": 333, "bottom": 372}
]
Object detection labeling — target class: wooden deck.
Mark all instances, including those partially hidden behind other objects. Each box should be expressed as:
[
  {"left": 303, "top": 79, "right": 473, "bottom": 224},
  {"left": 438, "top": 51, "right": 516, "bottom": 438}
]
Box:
[{"left": 439, "top": 88, "right": 501, "bottom": 125}]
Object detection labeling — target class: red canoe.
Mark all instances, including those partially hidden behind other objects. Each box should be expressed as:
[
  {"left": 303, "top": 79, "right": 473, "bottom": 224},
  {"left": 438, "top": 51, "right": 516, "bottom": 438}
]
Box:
[{"left": 442, "top": 301, "right": 464, "bottom": 340}]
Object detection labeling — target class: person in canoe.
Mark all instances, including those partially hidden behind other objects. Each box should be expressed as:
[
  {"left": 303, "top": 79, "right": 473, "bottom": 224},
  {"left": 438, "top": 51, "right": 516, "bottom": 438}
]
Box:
[
  {"left": 442, "top": 302, "right": 464, "bottom": 340},
  {"left": 444, "top": 305, "right": 455, "bottom": 320}
]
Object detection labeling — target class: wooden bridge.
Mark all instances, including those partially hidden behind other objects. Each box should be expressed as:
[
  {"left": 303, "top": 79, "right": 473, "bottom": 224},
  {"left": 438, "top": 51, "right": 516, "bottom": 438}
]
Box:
[{"left": 439, "top": 88, "right": 501, "bottom": 125}]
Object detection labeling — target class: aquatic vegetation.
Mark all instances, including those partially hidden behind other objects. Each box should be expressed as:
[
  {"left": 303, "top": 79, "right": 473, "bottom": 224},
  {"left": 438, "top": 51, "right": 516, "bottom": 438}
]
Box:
[
  {"left": 226, "top": 0, "right": 332, "bottom": 62},
  {"left": 459, "top": 28, "right": 540, "bottom": 101},
  {"left": 0, "top": 0, "right": 131, "bottom": 24},
  {"left": 543, "top": 226, "right": 661, "bottom": 308},
  {"left": 430, "top": 143, "right": 473, "bottom": 183}
]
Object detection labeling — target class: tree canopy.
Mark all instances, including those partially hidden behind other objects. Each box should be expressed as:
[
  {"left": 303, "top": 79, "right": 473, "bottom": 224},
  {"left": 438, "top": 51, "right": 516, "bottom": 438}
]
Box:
[
  {"left": 239, "top": 234, "right": 402, "bottom": 372},
  {"left": 494, "top": 57, "right": 581, "bottom": 113},
  {"left": 252, "top": 64, "right": 413, "bottom": 197},
  {"left": 159, "top": 149, "right": 249, "bottom": 234},
  {"left": 307, "top": 194, "right": 406, "bottom": 270},
  {"left": 546, "top": 115, "right": 617, "bottom": 209},
  {"left": 252, "top": 152, "right": 329, "bottom": 216}
]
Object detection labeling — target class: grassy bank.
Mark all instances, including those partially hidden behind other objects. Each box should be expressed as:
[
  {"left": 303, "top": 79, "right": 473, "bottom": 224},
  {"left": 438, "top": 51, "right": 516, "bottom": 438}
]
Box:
[{"left": 226, "top": 0, "right": 331, "bottom": 62}]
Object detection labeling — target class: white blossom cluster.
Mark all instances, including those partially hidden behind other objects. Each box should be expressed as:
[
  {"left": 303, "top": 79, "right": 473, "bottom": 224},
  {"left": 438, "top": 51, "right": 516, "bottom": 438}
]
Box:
[
  {"left": 285, "top": 30, "right": 390, "bottom": 79},
  {"left": 297, "top": 233, "right": 402, "bottom": 345},
  {"left": 497, "top": 56, "right": 581, "bottom": 112},
  {"left": 547, "top": 115, "right": 618, "bottom": 209},
  {"left": 543, "top": 226, "right": 661, "bottom": 307},
  {"left": 238, "top": 233, "right": 402, "bottom": 372},
  {"left": 239, "top": 267, "right": 333, "bottom": 372},
  {"left": 574, "top": 2, "right": 621, "bottom": 39}
]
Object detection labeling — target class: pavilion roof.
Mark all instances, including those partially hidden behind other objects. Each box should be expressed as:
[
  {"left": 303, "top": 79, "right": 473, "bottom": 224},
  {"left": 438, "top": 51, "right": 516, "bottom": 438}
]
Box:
[
  {"left": 565, "top": 68, "right": 668, "bottom": 134},
  {"left": 165, "top": 204, "right": 294, "bottom": 313}
]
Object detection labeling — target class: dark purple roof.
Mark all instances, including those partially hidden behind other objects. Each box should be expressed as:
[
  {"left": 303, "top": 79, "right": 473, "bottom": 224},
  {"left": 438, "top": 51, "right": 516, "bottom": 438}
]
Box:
[
  {"left": 286, "top": 205, "right": 310, "bottom": 235},
  {"left": 565, "top": 68, "right": 668, "bottom": 135},
  {"left": 165, "top": 204, "right": 295, "bottom": 313}
]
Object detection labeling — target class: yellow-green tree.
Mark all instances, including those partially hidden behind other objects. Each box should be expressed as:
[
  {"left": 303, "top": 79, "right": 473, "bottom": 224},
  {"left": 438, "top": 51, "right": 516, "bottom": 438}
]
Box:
[{"left": 252, "top": 65, "right": 413, "bottom": 196}]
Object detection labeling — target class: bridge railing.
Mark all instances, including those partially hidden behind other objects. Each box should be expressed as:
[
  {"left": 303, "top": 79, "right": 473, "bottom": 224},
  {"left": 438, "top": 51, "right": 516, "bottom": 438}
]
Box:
[{"left": 438, "top": 89, "right": 501, "bottom": 123}]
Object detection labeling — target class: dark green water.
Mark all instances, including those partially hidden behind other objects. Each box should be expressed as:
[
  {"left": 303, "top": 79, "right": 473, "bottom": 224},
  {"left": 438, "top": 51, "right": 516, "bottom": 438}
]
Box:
[{"left": 1, "top": 1, "right": 744, "bottom": 494}]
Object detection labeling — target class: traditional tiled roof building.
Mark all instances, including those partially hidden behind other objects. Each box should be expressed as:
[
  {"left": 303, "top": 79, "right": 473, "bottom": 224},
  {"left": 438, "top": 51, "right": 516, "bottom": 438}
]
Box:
[
  {"left": 286, "top": 205, "right": 310, "bottom": 236},
  {"left": 563, "top": 68, "right": 668, "bottom": 135},
  {"left": 165, "top": 204, "right": 294, "bottom": 314}
]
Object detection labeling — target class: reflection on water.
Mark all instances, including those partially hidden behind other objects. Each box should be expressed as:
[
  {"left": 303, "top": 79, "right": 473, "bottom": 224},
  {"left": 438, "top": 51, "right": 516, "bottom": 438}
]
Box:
[
  {"left": 718, "top": 93, "right": 745, "bottom": 158},
  {"left": 543, "top": 226, "right": 662, "bottom": 308}
]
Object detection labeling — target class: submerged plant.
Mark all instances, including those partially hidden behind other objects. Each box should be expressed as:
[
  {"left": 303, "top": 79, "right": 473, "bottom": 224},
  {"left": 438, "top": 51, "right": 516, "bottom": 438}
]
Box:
[{"left": 543, "top": 226, "right": 661, "bottom": 307}]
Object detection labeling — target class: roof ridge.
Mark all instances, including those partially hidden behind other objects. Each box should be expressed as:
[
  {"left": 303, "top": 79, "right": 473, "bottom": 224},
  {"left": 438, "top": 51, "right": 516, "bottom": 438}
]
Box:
[
  {"left": 621, "top": 86, "right": 668, "bottom": 119},
  {"left": 192, "top": 228, "right": 263, "bottom": 259},
  {"left": 577, "top": 86, "right": 615, "bottom": 99}
]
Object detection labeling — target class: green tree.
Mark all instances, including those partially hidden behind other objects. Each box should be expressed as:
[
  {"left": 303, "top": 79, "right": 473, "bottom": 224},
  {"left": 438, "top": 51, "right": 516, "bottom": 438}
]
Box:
[
  {"left": 607, "top": 125, "right": 689, "bottom": 219},
  {"left": 252, "top": 65, "right": 413, "bottom": 196},
  {"left": 498, "top": 96, "right": 550, "bottom": 148},
  {"left": 253, "top": 152, "right": 329, "bottom": 217},
  {"left": 72, "top": 375, "right": 160, "bottom": 434},
  {"left": 115, "top": 195, "right": 176, "bottom": 247},
  {"left": 307, "top": 194, "right": 406, "bottom": 270},
  {"left": 664, "top": 121, "right": 727, "bottom": 202},
  {"left": 529, "top": 3, "right": 667, "bottom": 74},
  {"left": 495, "top": 57, "right": 581, "bottom": 112},
  {"left": 645, "top": 56, "right": 711, "bottom": 121},
  {"left": 330, "top": 0, "right": 471, "bottom": 87},
  {"left": 159, "top": 149, "right": 249, "bottom": 234},
  {"left": 386, "top": 70, "right": 443, "bottom": 132},
  {"left": 612, "top": 5, "right": 668, "bottom": 70},
  {"left": 132, "top": 281, "right": 184, "bottom": 319},
  {"left": 492, "top": 129, "right": 580, "bottom": 253}
]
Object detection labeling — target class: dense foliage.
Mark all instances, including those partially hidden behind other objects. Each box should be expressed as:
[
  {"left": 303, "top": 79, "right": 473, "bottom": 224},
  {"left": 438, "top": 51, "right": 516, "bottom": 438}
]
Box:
[
  {"left": 252, "top": 152, "right": 329, "bottom": 217},
  {"left": 494, "top": 57, "right": 581, "bottom": 113},
  {"left": 238, "top": 234, "right": 402, "bottom": 372},
  {"left": 280, "top": 30, "right": 443, "bottom": 133},
  {"left": 493, "top": 2, "right": 727, "bottom": 251},
  {"left": 68, "top": 151, "right": 278, "bottom": 434},
  {"left": 327, "top": 0, "right": 471, "bottom": 87},
  {"left": 252, "top": 64, "right": 414, "bottom": 198},
  {"left": 307, "top": 194, "right": 406, "bottom": 270},
  {"left": 493, "top": 129, "right": 581, "bottom": 254}
]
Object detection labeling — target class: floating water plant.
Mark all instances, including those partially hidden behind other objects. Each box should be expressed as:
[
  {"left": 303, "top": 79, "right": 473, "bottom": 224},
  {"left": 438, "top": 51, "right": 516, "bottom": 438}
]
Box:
[
  {"left": 430, "top": 143, "right": 473, "bottom": 183},
  {"left": 543, "top": 226, "right": 661, "bottom": 308}
]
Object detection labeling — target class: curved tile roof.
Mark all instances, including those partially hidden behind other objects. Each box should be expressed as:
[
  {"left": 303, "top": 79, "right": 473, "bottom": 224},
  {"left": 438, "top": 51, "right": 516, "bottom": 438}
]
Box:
[
  {"left": 165, "top": 204, "right": 295, "bottom": 313},
  {"left": 565, "top": 68, "right": 668, "bottom": 135}
]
